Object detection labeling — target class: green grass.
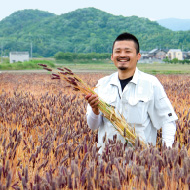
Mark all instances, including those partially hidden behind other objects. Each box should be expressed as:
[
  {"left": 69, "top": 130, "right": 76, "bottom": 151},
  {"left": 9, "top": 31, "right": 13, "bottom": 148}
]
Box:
[
  {"left": 0, "top": 59, "right": 55, "bottom": 70},
  {"left": 138, "top": 63, "right": 190, "bottom": 74},
  {"left": 0, "top": 58, "right": 190, "bottom": 75}
]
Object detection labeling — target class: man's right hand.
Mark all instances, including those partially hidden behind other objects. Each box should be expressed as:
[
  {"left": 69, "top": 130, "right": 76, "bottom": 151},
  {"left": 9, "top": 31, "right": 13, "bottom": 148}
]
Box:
[{"left": 85, "top": 94, "right": 99, "bottom": 115}]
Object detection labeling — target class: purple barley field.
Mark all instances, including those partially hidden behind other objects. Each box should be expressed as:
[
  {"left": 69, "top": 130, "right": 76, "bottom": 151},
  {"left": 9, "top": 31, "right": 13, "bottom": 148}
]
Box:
[{"left": 0, "top": 73, "right": 190, "bottom": 190}]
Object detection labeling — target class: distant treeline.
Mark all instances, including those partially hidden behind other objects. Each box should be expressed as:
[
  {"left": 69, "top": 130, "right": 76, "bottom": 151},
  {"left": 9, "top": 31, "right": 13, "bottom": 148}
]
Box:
[
  {"left": 55, "top": 52, "right": 111, "bottom": 60},
  {"left": 55, "top": 52, "right": 190, "bottom": 64},
  {"left": 163, "top": 58, "right": 190, "bottom": 64}
]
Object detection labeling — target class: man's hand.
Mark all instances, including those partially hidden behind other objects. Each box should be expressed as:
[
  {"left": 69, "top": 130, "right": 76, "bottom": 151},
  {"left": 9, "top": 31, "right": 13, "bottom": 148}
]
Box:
[{"left": 85, "top": 94, "right": 99, "bottom": 115}]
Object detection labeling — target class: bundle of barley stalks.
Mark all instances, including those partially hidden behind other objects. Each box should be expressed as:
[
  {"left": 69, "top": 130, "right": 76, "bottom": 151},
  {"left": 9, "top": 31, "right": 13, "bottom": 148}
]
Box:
[{"left": 38, "top": 64, "right": 146, "bottom": 147}]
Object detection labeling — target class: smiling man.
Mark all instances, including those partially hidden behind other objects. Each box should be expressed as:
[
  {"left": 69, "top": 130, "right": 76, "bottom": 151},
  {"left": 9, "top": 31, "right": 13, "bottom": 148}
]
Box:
[{"left": 85, "top": 32, "right": 178, "bottom": 153}]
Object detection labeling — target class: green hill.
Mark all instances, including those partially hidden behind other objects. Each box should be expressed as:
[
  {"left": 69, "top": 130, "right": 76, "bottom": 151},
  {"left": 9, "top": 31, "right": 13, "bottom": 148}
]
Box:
[
  {"left": 0, "top": 9, "right": 56, "bottom": 36},
  {"left": 0, "top": 8, "right": 189, "bottom": 57}
]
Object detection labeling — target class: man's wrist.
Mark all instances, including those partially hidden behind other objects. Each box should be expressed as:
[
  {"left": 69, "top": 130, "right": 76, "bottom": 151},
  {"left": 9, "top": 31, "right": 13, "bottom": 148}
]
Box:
[{"left": 92, "top": 108, "right": 99, "bottom": 115}]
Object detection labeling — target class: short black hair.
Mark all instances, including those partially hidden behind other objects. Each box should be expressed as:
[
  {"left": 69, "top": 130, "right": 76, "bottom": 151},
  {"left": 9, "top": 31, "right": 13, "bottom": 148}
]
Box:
[{"left": 112, "top": 32, "right": 140, "bottom": 54}]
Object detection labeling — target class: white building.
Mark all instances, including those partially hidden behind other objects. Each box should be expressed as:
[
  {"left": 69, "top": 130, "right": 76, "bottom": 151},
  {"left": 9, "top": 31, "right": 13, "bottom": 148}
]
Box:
[
  {"left": 166, "top": 49, "right": 183, "bottom": 60},
  {"left": 9, "top": 52, "right": 29, "bottom": 63}
]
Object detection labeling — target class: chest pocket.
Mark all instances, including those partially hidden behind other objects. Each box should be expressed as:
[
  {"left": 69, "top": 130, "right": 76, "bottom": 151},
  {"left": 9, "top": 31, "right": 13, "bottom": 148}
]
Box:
[
  {"left": 102, "top": 94, "right": 117, "bottom": 109},
  {"left": 99, "top": 91, "right": 118, "bottom": 122},
  {"left": 99, "top": 86, "right": 118, "bottom": 107},
  {"left": 123, "top": 96, "right": 150, "bottom": 125}
]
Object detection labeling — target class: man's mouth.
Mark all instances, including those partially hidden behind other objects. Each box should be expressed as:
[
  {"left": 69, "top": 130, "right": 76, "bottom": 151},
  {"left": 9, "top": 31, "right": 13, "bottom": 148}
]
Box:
[{"left": 117, "top": 57, "right": 130, "bottom": 62}]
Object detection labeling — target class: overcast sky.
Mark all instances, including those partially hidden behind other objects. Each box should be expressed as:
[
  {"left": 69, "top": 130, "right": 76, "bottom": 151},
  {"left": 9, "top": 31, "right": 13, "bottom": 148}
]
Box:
[{"left": 0, "top": 0, "right": 190, "bottom": 21}]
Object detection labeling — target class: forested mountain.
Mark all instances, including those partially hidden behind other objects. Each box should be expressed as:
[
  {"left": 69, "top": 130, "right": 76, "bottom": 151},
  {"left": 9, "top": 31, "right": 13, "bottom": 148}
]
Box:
[
  {"left": 157, "top": 18, "right": 190, "bottom": 31},
  {"left": 0, "top": 8, "right": 190, "bottom": 57}
]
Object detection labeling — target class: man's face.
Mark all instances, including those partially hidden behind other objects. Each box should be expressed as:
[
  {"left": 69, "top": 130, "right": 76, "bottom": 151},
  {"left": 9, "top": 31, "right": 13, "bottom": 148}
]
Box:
[{"left": 111, "top": 40, "right": 141, "bottom": 72}]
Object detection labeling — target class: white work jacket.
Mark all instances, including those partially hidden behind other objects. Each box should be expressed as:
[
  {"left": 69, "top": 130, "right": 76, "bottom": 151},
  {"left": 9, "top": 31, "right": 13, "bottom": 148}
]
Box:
[{"left": 86, "top": 68, "right": 178, "bottom": 153}]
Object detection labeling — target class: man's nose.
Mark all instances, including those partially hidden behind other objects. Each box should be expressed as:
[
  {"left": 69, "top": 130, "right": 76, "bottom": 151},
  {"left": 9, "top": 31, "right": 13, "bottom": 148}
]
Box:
[{"left": 119, "top": 51, "right": 127, "bottom": 57}]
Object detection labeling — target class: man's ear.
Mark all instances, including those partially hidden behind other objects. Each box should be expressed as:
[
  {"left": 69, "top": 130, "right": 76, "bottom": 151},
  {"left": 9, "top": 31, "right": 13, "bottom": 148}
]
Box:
[
  {"left": 111, "top": 54, "right": 113, "bottom": 61},
  {"left": 137, "top": 53, "right": 141, "bottom": 61}
]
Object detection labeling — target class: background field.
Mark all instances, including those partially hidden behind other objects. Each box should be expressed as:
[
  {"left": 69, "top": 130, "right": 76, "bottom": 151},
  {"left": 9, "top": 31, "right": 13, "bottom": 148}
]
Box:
[
  {"left": 1, "top": 58, "right": 190, "bottom": 75},
  {"left": 56, "top": 62, "right": 190, "bottom": 75}
]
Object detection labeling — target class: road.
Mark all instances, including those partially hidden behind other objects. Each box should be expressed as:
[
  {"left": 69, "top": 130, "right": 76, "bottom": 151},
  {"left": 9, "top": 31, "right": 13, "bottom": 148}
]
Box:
[{"left": 0, "top": 69, "right": 114, "bottom": 74}]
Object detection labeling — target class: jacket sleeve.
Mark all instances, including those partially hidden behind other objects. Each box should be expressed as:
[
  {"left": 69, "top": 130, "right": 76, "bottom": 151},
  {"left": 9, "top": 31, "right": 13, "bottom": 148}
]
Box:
[
  {"left": 162, "top": 121, "right": 176, "bottom": 147},
  {"left": 86, "top": 104, "right": 103, "bottom": 130},
  {"left": 148, "top": 79, "right": 178, "bottom": 130}
]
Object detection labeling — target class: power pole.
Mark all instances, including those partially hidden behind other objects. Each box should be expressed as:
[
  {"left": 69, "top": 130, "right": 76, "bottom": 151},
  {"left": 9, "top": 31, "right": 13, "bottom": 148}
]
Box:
[
  {"left": 30, "top": 42, "right": 33, "bottom": 59},
  {"left": 1, "top": 42, "right": 3, "bottom": 63}
]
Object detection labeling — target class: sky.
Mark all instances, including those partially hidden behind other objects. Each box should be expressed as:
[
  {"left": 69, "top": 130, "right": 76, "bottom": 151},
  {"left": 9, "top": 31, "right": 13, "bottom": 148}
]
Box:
[{"left": 0, "top": 0, "right": 190, "bottom": 21}]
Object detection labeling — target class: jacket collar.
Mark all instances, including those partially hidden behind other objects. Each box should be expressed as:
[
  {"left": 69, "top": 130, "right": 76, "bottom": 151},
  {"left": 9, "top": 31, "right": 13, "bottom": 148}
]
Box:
[
  {"left": 131, "top": 67, "right": 138, "bottom": 85},
  {"left": 110, "top": 67, "right": 139, "bottom": 86}
]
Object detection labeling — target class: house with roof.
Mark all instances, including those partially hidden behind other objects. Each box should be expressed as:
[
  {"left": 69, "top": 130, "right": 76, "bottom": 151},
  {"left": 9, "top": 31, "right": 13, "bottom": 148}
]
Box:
[
  {"left": 166, "top": 49, "right": 183, "bottom": 60},
  {"left": 140, "top": 50, "right": 149, "bottom": 59},
  {"left": 183, "top": 51, "right": 190, "bottom": 60},
  {"left": 9, "top": 52, "right": 29, "bottom": 63},
  {"left": 148, "top": 49, "right": 168, "bottom": 60},
  {"left": 139, "top": 49, "right": 166, "bottom": 63}
]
